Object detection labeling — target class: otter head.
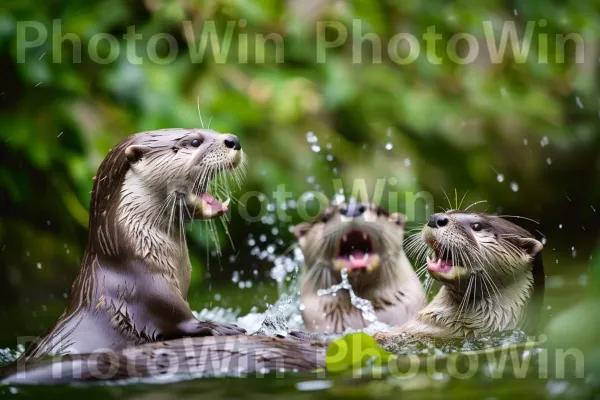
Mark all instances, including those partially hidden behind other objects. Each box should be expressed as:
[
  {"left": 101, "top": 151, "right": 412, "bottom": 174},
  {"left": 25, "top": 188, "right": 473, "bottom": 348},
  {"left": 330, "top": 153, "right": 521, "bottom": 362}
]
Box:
[
  {"left": 122, "top": 128, "right": 244, "bottom": 220},
  {"left": 294, "top": 203, "right": 407, "bottom": 291},
  {"left": 88, "top": 128, "right": 246, "bottom": 259},
  {"left": 422, "top": 212, "right": 543, "bottom": 294}
]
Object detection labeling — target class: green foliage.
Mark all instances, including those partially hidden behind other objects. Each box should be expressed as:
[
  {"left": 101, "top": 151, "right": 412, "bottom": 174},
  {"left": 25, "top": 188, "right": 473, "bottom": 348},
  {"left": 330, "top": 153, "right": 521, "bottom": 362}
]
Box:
[{"left": 326, "top": 333, "right": 396, "bottom": 373}]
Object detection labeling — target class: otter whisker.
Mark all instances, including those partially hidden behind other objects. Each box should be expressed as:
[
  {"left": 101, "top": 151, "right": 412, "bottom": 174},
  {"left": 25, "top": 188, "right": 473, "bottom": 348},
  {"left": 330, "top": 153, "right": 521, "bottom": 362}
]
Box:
[
  {"left": 463, "top": 200, "right": 488, "bottom": 212},
  {"left": 455, "top": 274, "right": 473, "bottom": 324},
  {"left": 196, "top": 97, "right": 205, "bottom": 129},
  {"left": 496, "top": 215, "right": 540, "bottom": 225},
  {"left": 458, "top": 190, "right": 469, "bottom": 211},
  {"left": 220, "top": 215, "right": 235, "bottom": 249},
  {"left": 441, "top": 187, "right": 453, "bottom": 212}
]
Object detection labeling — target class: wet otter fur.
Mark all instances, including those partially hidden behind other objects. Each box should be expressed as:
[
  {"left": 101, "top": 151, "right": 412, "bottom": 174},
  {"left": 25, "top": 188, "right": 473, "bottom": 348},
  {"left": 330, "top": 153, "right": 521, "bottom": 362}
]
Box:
[
  {"left": 375, "top": 211, "right": 545, "bottom": 344},
  {"left": 295, "top": 203, "right": 426, "bottom": 333},
  {"left": 20, "top": 128, "right": 248, "bottom": 360}
]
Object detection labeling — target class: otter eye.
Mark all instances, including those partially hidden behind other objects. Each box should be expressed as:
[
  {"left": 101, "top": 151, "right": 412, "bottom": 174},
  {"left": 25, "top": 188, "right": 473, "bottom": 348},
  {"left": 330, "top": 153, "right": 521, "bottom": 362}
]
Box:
[
  {"left": 471, "top": 223, "right": 483, "bottom": 232},
  {"left": 191, "top": 139, "right": 201, "bottom": 147}
]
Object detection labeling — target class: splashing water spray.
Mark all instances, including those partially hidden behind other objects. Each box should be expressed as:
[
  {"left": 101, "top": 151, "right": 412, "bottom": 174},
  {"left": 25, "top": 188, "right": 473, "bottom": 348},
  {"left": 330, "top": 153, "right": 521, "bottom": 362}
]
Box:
[{"left": 317, "top": 268, "right": 378, "bottom": 323}]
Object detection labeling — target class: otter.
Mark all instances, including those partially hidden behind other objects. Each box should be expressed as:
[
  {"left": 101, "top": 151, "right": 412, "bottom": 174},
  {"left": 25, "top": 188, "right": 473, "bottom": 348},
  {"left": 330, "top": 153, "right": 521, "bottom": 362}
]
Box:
[
  {"left": 20, "top": 128, "right": 248, "bottom": 360},
  {"left": 295, "top": 203, "right": 427, "bottom": 333},
  {"left": 374, "top": 211, "right": 545, "bottom": 344}
]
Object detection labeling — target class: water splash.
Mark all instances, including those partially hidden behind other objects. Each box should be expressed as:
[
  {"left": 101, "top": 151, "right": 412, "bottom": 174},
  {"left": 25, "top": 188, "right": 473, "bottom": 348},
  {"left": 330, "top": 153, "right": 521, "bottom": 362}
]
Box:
[
  {"left": 316, "top": 269, "right": 377, "bottom": 323},
  {"left": 0, "top": 344, "right": 24, "bottom": 366}
]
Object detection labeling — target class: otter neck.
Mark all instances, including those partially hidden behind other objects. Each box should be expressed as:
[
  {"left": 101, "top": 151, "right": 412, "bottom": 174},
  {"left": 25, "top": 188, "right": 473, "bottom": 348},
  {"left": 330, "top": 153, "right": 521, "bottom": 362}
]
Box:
[
  {"left": 430, "top": 269, "right": 534, "bottom": 334},
  {"left": 97, "top": 170, "right": 191, "bottom": 291}
]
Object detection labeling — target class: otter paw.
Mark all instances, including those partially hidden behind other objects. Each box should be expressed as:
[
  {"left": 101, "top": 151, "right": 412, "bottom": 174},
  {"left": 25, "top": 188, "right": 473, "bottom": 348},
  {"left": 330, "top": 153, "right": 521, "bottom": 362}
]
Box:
[
  {"left": 173, "top": 319, "right": 246, "bottom": 337},
  {"left": 372, "top": 332, "right": 394, "bottom": 343},
  {"left": 195, "top": 321, "right": 247, "bottom": 336}
]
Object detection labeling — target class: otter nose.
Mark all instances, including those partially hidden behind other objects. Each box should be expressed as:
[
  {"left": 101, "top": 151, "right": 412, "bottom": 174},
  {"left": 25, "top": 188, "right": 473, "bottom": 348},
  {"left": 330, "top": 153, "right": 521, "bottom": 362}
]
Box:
[
  {"left": 428, "top": 214, "right": 449, "bottom": 228},
  {"left": 224, "top": 135, "right": 241, "bottom": 150},
  {"left": 340, "top": 203, "right": 367, "bottom": 218}
]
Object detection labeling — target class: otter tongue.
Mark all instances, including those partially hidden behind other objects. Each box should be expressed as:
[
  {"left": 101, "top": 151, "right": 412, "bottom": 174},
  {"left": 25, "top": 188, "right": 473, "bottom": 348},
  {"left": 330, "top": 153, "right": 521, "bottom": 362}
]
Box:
[
  {"left": 427, "top": 258, "right": 453, "bottom": 274},
  {"left": 348, "top": 250, "right": 369, "bottom": 269},
  {"left": 199, "top": 193, "right": 229, "bottom": 213}
]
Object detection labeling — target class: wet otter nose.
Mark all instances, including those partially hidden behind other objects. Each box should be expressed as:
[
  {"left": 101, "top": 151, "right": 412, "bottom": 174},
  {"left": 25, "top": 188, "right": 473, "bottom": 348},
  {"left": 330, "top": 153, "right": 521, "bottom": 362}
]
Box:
[
  {"left": 340, "top": 203, "right": 367, "bottom": 218},
  {"left": 224, "top": 135, "right": 241, "bottom": 150},
  {"left": 428, "top": 214, "right": 449, "bottom": 228}
]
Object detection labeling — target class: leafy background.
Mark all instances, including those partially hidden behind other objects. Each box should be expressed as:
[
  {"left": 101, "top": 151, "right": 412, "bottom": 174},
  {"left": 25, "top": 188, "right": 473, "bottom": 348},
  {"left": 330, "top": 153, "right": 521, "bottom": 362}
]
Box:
[{"left": 0, "top": 0, "right": 598, "bottom": 361}]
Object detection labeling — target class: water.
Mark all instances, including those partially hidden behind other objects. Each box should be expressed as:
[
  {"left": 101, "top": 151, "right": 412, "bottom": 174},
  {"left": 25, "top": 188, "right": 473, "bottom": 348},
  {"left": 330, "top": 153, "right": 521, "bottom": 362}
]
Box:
[
  {"left": 0, "top": 245, "right": 595, "bottom": 399},
  {"left": 1, "top": 133, "right": 597, "bottom": 398},
  {"left": 316, "top": 268, "right": 378, "bottom": 323}
]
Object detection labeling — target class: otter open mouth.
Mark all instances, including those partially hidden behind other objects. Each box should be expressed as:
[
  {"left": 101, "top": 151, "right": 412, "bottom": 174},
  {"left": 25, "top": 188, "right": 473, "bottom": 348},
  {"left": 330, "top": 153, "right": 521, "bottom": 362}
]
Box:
[
  {"left": 186, "top": 186, "right": 231, "bottom": 220},
  {"left": 427, "top": 241, "right": 454, "bottom": 274},
  {"left": 334, "top": 230, "right": 381, "bottom": 272}
]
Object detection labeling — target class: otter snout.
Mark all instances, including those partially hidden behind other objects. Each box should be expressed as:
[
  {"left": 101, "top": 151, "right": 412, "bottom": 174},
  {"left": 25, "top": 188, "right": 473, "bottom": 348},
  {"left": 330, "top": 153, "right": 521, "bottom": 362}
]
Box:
[
  {"left": 428, "top": 213, "right": 449, "bottom": 228},
  {"left": 223, "top": 135, "right": 241, "bottom": 150}
]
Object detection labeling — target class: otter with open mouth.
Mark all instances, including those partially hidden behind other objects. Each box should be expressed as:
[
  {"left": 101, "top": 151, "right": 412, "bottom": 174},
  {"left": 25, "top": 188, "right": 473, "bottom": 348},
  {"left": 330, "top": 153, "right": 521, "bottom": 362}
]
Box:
[
  {"left": 294, "top": 203, "right": 427, "bottom": 333},
  {"left": 20, "top": 128, "right": 248, "bottom": 361},
  {"left": 374, "top": 211, "right": 545, "bottom": 343}
]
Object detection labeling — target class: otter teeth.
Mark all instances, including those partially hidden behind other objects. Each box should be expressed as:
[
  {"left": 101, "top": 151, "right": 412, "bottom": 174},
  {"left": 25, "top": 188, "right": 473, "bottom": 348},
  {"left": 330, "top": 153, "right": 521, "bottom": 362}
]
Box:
[
  {"left": 363, "top": 233, "right": 368, "bottom": 240},
  {"left": 362, "top": 252, "right": 369, "bottom": 262},
  {"left": 343, "top": 235, "right": 348, "bottom": 242},
  {"left": 222, "top": 198, "right": 231, "bottom": 208}
]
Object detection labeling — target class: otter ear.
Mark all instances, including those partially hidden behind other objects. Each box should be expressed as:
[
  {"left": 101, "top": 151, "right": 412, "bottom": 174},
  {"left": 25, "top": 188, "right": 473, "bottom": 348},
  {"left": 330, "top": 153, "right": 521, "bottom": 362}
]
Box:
[
  {"left": 125, "top": 145, "right": 150, "bottom": 164},
  {"left": 518, "top": 237, "right": 543, "bottom": 258},
  {"left": 293, "top": 223, "right": 312, "bottom": 240},
  {"left": 390, "top": 212, "right": 407, "bottom": 228}
]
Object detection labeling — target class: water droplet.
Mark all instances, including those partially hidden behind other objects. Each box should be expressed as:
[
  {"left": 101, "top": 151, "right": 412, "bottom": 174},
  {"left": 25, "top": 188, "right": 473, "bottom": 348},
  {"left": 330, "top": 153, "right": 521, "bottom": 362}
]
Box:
[
  {"left": 540, "top": 136, "right": 549, "bottom": 147},
  {"left": 385, "top": 142, "right": 393, "bottom": 150},
  {"left": 311, "top": 145, "right": 321, "bottom": 153},
  {"left": 326, "top": 154, "right": 334, "bottom": 162},
  {"left": 305, "top": 131, "right": 318, "bottom": 143},
  {"left": 546, "top": 157, "right": 552, "bottom": 165},
  {"left": 259, "top": 234, "right": 267, "bottom": 242},
  {"left": 497, "top": 174, "right": 505, "bottom": 183},
  {"left": 523, "top": 138, "right": 528, "bottom": 146},
  {"left": 296, "top": 380, "right": 333, "bottom": 391},
  {"left": 575, "top": 96, "right": 584, "bottom": 109},
  {"left": 510, "top": 182, "right": 519, "bottom": 192},
  {"left": 558, "top": 224, "right": 563, "bottom": 229},
  {"left": 404, "top": 158, "right": 411, "bottom": 167},
  {"left": 36, "top": 262, "right": 42, "bottom": 270}
]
